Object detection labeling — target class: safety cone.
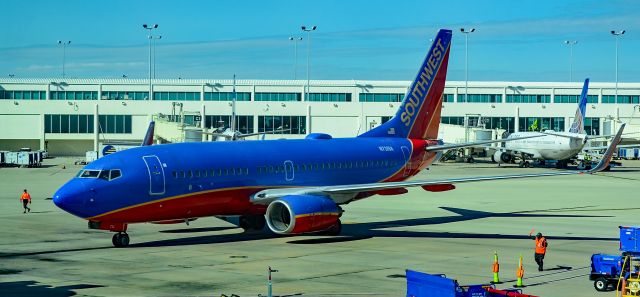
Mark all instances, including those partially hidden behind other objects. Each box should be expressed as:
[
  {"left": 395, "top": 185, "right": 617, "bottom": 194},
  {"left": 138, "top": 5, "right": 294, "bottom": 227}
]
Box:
[
  {"left": 491, "top": 251, "right": 501, "bottom": 284},
  {"left": 514, "top": 255, "right": 525, "bottom": 287}
]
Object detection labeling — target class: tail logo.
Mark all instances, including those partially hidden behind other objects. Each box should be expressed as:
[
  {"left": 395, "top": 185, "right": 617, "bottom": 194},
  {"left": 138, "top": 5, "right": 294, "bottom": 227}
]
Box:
[{"left": 400, "top": 38, "right": 446, "bottom": 127}]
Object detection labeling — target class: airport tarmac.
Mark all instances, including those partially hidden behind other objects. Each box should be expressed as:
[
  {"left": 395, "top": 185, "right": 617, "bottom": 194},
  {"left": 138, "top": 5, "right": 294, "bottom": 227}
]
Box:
[{"left": 1, "top": 157, "right": 638, "bottom": 297}]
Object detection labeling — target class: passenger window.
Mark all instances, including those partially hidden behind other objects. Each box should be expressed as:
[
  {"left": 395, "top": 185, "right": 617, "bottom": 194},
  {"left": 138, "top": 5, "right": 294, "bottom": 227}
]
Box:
[
  {"left": 98, "top": 170, "right": 110, "bottom": 180},
  {"left": 189, "top": 171, "right": 194, "bottom": 178},
  {"left": 110, "top": 169, "right": 122, "bottom": 180},
  {"left": 269, "top": 166, "right": 274, "bottom": 173},
  {"left": 172, "top": 171, "right": 177, "bottom": 178},
  {"left": 195, "top": 170, "right": 201, "bottom": 178},
  {"left": 210, "top": 169, "right": 215, "bottom": 177},
  {"left": 277, "top": 165, "right": 284, "bottom": 173},
  {"left": 244, "top": 168, "right": 249, "bottom": 175},
  {"left": 237, "top": 168, "right": 242, "bottom": 175}
]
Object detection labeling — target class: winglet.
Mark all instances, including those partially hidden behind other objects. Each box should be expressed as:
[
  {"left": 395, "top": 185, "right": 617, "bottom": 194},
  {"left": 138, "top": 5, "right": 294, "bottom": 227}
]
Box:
[
  {"left": 588, "top": 123, "right": 625, "bottom": 173},
  {"left": 141, "top": 121, "right": 155, "bottom": 146}
]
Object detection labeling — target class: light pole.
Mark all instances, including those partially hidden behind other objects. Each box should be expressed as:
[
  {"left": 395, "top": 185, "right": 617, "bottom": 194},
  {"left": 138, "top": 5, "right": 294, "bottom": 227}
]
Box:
[
  {"left": 460, "top": 28, "right": 475, "bottom": 102},
  {"left": 288, "top": 37, "right": 302, "bottom": 80},
  {"left": 143, "top": 24, "right": 158, "bottom": 100},
  {"left": 611, "top": 30, "right": 625, "bottom": 103},
  {"left": 301, "top": 25, "right": 316, "bottom": 101},
  {"left": 57, "top": 40, "right": 71, "bottom": 78},
  {"left": 152, "top": 35, "right": 162, "bottom": 79},
  {"left": 564, "top": 40, "right": 577, "bottom": 82}
]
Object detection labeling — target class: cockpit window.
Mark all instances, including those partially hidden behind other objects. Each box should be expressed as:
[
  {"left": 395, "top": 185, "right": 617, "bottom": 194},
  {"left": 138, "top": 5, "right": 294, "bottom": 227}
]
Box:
[
  {"left": 98, "top": 170, "right": 110, "bottom": 180},
  {"left": 110, "top": 169, "right": 122, "bottom": 180},
  {"left": 79, "top": 170, "right": 101, "bottom": 178}
]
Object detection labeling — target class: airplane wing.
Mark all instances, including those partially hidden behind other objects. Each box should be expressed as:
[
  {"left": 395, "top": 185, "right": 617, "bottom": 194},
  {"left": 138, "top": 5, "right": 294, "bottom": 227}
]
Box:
[
  {"left": 425, "top": 134, "right": 543, "bottom": 152},
  {"left": 251, "top": 123, "right": 624, "bottom": 205},
  {"left": 585, "top": 143, "right": 640, "bottom": 151}
]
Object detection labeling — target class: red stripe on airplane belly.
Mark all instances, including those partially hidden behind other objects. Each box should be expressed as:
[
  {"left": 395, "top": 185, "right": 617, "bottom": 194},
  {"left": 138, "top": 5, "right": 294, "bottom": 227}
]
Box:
[{"left": 93, "top": 188, "right": 267, "bottom": 223}]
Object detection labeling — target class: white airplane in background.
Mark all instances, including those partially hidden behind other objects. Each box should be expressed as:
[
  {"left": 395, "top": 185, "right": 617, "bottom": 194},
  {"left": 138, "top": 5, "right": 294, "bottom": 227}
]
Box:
[{"left": 489, "top": 79, "right": 624, "bottom": 168}]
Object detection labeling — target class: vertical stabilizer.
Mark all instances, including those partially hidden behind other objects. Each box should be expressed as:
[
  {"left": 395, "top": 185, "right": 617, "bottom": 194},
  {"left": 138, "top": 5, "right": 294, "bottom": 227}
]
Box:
[
  {"left": 359, "top": 29, "right": 452, "bottom": 139},
  {"left": 569, "top": 78, "right": 589, "bottom": 134}
]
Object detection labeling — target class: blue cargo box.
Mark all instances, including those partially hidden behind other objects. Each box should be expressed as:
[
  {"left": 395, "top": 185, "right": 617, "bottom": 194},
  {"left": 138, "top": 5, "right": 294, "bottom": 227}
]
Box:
[
  {"left": 620, "top": 226, "right": 640, "bottom": 253},
  {"left": 591, "top": 254, "right": 623, "bottom": 278}
]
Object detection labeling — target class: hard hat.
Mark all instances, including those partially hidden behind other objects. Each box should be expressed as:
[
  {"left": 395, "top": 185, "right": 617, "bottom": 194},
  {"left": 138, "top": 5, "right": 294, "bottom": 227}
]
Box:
[{"left": 536, "top": 232, "right": 542, "bottom": 237}]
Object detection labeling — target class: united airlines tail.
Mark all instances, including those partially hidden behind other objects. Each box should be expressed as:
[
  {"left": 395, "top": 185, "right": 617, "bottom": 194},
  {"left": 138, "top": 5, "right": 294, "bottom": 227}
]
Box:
[
  {"left": 568, "top": 78, "right": 589, "bottom": 134},
  {"left": 359, "top": 29, "right": 452, "bottom": 139}
]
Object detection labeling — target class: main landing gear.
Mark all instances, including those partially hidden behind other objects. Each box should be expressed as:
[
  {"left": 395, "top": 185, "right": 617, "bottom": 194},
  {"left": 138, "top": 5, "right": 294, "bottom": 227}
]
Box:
[
  {"left": 112, "top": 232, "right": 130, "bottom": 247},
  {"left": 239, "top": 215, "right": 266, "bottom": 232},
  {"left": 518, "top": 160, "right": 531, "bottom": 168}
]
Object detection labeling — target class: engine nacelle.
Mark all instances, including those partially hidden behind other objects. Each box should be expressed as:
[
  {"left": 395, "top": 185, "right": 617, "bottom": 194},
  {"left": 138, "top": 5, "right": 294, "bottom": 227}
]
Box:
[
  {"left": 265, "top": 195, "right": 341, "bottom": 234},
  {"left": 493, "top": 151, "right": 512, "bottom": 163}
]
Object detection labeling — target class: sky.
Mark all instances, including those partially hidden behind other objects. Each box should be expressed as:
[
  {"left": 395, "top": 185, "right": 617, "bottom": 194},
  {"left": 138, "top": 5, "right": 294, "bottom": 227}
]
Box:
[{"left": 1, "top": 0, "right": 639, "bottom": 82}]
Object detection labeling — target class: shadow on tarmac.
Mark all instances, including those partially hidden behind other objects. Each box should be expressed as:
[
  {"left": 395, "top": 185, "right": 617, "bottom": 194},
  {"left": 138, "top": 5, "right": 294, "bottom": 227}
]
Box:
[
  {"left": 0, "top": 280, "right": 103, "bottom": 297},
  {"left": 0, "top": 206, "right": 616, "bottom": 254}
]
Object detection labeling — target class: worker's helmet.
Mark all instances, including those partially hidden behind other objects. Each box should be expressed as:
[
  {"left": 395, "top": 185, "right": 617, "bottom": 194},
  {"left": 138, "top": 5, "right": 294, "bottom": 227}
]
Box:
[
  {"left": 23, "top": 189, "right": 27, "bottom": 192},
  {"left": 536, "top": 232, "right": 542, "bottom": 237}
]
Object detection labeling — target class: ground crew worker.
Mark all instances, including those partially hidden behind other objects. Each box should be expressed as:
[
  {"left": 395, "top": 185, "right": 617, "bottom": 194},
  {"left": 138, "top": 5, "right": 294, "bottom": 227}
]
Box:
[
  {"left": 20, "top": 189, "right": 31, "bottom": 213},
  {"left": 532, "top": 232, "right": 548, "bottom": 271}
]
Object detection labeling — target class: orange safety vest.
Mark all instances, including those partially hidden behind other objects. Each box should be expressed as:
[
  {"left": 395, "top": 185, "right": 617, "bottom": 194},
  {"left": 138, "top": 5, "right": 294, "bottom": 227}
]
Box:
[
  {"left": 20, "top": 192, "right": 31, "bottom": 202},
  {"left": 535, "top": 237, "right": 547, "bottom": 254}
]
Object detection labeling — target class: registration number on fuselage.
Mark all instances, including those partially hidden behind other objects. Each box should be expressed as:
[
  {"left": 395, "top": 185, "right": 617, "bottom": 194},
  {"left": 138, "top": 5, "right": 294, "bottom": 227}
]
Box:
[{"left": 378, "top": 146, "right": 395, "bottom": 152}]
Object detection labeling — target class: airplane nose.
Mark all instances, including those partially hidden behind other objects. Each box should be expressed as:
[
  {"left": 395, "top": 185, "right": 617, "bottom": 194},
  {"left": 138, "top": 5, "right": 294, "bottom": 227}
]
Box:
[{"left": 53, "top": 182, "right": 90, "bottom": 218}]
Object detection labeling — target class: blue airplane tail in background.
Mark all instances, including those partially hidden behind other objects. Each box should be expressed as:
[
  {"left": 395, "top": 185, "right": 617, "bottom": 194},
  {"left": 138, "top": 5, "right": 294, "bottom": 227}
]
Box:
[
  {"left": 359, "top": 29, "right": 452, "bottom": 140},
  {"left": 569, "top": 78, "right": 589, "bottom": 134}
]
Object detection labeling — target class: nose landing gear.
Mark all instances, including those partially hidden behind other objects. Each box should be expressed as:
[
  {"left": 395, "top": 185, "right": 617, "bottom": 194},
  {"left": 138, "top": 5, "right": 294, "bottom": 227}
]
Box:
[{"left": 112, "top": 232, "right": 130, "bottom": 247}]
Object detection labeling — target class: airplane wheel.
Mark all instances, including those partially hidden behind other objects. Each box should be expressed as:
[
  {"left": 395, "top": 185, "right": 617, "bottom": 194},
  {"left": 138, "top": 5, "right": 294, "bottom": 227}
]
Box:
[
  {"left": 524, "top": 161, "right": 531, "bottom": 168},
  {"left": 112, "top": 232, "right": 130, "bottom": 248},
  {"left": 240, "top": 215, "right": 265, "bottom": 231},
  {"left": 518, "top": 161, "right": 525, "bottom": 168}
]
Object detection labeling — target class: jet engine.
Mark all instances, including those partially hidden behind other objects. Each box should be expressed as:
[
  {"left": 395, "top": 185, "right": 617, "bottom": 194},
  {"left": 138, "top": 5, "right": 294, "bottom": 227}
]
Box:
[
  {"left": 265, "top": 195, "right": 342, "bottom": 234},
  {"left": 493, "top": 151, "right": 512, "bottom": 163}
]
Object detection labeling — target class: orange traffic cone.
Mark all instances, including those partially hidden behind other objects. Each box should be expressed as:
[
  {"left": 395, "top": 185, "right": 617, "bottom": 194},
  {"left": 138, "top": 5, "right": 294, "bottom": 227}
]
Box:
[
  {"left": 491, "top": 251, "right": 501, "bottom": 284},
  {"left": 514, "top": 255, "right": 525, "bottom": 287}
]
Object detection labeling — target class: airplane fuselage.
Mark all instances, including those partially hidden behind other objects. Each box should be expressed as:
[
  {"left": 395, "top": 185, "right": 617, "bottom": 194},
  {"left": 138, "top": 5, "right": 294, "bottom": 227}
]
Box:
[
  {"left": 505, "top": 131, "right": 586, "bottom": 160},
  {"left": 54, "top": 136, "right": 438, "bottom": 225}
]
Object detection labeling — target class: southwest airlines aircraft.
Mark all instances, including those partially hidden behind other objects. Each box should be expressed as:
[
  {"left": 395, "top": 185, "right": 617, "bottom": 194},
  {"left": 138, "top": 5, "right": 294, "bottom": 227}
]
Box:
[{"left": 53, "top": 29, "right": 623, "bottom": 247}]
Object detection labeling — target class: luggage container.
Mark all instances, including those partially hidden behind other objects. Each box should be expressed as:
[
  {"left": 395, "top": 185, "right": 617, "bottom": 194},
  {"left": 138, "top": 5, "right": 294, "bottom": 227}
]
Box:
[
  {"left": 5, "top": 152, "right": 18, "bottom": 166},
  {"left": 620, "top": 226, "right": 640, "bottom": 253},
  {"left": 590, "top": 254, "right": 624, "bottom": 291},
  {"left": 17, "top": 151, "right": 41, "bottom": 167}
]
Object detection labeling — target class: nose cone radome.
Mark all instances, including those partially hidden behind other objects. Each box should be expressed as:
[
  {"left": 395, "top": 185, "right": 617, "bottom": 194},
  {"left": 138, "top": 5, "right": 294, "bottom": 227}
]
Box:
[{"left": 53, "top": 182, "right": 89, "bottom": 218}]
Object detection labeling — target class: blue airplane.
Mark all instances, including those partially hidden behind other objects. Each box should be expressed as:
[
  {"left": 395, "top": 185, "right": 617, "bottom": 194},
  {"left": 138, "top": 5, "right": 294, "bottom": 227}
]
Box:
[{"left": 53, "top": 29, "right": 623, "bottom": 247}]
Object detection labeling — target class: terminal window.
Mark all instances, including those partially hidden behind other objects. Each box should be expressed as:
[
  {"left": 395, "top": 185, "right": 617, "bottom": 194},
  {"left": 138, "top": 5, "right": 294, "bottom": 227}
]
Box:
[
  {"left": 459, "top": 94, "right": 502, "bottom": 103},
  {"left": 602, "top": 95, "right": 640, "bottom": 104},
  {"left": 554, "top": 95, "right": 598, "bottom": 104},
  {"left": 307, "top": 93, "right": 352, "bottom": 102},
  {"left": 205, "top": 115, "right": 254, "bottom": 134},
  {"left": 584, "top": 117, "right": 600, "bottom": 135},
  {"left": 1, "top": 90, "right": 46, "bottom": 100},
  {"left": 45, "top": 114, "right": 94, "bottom": 133},
  {"left": 204, "top": 92, "right": 251, "bottom": 101},
  {"left": 101, "top": 91, "right": 148, "bottom": 100},
  {"left": 50, "top": 91, "right": 98, "bottom": 100},
  {"left": 506, "top": 94, "right": 550, "bottom": 103},
  {"left": 441, "top": 116, "right": 464, "bottom": 126},
  {"left": 443, "top": 94, "right": 454, "bottom": 102},
  {"left": 254, "top": 93, "right": 301, "bottom": 101},
  {"left": 98, "top": 115, "right": 132, "bottom": 134},
  {"left": 359, "top": 93, "right": 404, "bottom": 102},
  {"left": 258, "top": 116, "right": 306, "bottom": 134},
  {"left": 519, "top": 117, "right": 564, "bottom": 132},
  {"left": 153, "top": 92, "right": 200, "bottom": 101}
]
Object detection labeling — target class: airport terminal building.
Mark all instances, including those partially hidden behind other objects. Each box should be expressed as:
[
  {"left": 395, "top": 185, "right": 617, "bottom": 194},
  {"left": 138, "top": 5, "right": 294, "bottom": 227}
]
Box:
[{"left": 0, "top": 78, "right": 638, "bottom": 155}]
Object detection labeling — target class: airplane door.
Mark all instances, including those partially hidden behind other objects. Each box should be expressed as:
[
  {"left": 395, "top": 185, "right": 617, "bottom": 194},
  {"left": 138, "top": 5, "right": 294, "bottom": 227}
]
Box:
[
  {"left": 284, "top": 160, "right": 294, "bottom": 181},
  {"left": 143, "top": 155, "right": 165, "bottom": 195},
  {"left": 400, "top": 146, "right": 411, "bottom": 177}
]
